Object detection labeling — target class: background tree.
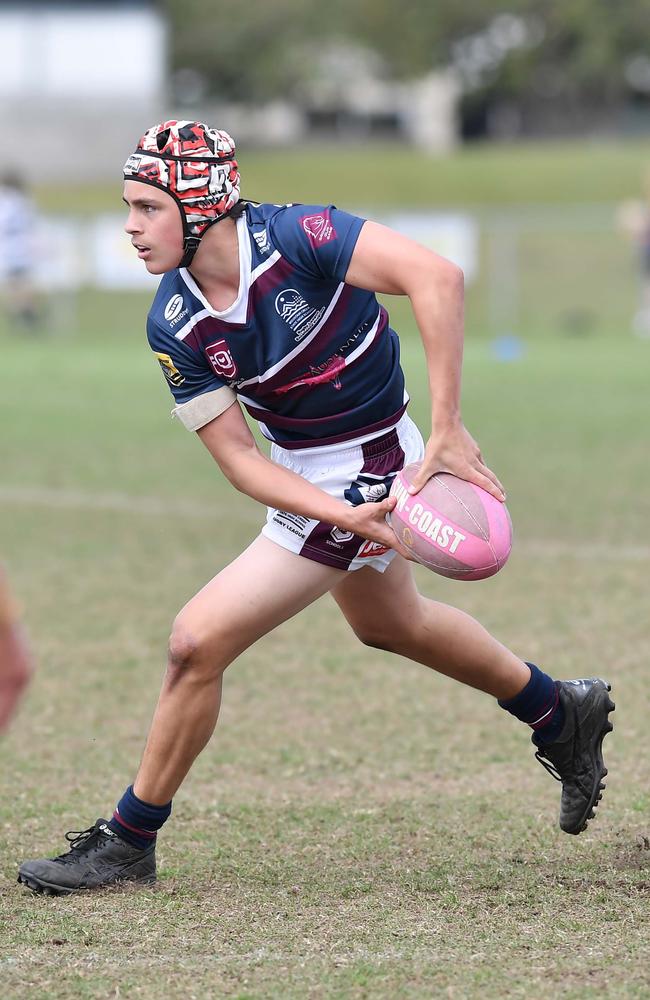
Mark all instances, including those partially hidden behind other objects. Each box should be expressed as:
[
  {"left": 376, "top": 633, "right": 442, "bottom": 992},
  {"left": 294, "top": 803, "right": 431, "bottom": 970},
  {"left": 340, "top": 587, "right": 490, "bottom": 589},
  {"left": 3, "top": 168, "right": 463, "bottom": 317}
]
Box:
[{"left": 163, "top": 0, "right": 650, "bottom": 136}]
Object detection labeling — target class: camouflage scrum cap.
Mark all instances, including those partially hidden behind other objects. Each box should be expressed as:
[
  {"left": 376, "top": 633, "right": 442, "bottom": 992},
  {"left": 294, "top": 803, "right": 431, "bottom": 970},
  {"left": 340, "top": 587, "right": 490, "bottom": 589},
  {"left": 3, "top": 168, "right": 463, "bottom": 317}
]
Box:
[{"left": 123, "top": 120, "right": 241, "bottom": 267}]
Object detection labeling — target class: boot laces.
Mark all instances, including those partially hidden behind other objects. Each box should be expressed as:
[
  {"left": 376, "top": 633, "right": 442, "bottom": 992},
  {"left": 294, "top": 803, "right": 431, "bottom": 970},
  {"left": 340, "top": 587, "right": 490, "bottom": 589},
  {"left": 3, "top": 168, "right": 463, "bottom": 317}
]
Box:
[
  {"left": 55, "top": 823, "right": 107, "bottom": 862},
  {"left": 534, "top": 750, "right": 563, "bottom": 782}
]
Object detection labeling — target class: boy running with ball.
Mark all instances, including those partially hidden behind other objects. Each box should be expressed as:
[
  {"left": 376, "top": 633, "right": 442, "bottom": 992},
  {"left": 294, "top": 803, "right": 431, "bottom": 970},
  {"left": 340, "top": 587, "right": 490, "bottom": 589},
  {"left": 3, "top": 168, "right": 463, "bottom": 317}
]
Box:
[{"left": 19, "top": 122, "right": 614, "bottom": 894}]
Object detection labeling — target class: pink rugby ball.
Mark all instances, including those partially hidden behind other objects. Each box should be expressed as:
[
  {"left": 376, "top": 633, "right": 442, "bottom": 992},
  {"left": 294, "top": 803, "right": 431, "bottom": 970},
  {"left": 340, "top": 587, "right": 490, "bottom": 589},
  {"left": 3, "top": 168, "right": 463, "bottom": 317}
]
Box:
[{"left": 388, "top": 464, "right": 512, "bottom": 581}]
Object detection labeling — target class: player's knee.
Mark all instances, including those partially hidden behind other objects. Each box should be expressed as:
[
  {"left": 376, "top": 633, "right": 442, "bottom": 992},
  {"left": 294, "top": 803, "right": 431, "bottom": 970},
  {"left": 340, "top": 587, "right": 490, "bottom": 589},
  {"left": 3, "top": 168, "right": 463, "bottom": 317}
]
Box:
[
  {"left": 166, "top": 621, "right": 215, "bottom": 681},
  {"left": 353, "top": 622, "right": 398, "bottom": 653},
  {"left": 167, "top": 626, "right": 199, "bottom": 672},
  {"left": 353, "top": 614, "right": 421, "bottom": 655}
]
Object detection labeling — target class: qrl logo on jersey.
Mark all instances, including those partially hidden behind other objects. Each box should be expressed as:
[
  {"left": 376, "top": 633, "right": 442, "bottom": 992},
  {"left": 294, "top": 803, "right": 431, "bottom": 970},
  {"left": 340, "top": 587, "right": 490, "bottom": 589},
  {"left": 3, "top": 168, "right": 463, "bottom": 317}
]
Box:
[
  {"left": 205, "top": 340, "right": 238, "bottom": 379},
  {"left": 301, "top": 213, "right": 337, "bottom": 246},
  {"left": 330, "top": 526, "right": 355, "bottom": 544}
]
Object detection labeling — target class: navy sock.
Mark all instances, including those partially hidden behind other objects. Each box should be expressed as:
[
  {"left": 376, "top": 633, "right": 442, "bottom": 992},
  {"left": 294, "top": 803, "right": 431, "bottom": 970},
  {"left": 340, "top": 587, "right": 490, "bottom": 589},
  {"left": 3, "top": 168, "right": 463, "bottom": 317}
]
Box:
[
  {"left": 498, "top": 662, "right": 565, "bottom": 745},
  {"left": 108, "top": 785, "right": 172, "bottom": 850}
]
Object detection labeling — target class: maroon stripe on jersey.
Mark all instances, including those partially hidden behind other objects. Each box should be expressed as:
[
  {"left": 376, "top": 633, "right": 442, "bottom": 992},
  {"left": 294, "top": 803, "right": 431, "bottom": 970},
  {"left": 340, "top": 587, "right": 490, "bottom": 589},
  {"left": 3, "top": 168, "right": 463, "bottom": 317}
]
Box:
[
  {"left": 242, "top": 396, "right": 406, "bottom": 431},
  {"left": 180, "top": 258, "right": 295, "bottom": 353},
  {"left": 248, "top": 284, "right": 359, "bottom": 396},
  {"left": 250, "top": 255, "right": 295, "bottom": 298},
  {"left": 246, "top": 301, "right": 387, "bottom": 399},
  {"left": 183, "top": 316, "right": 243, "bottom": 352},
  {"left": 250, "top": 404, "right": 408, "bottom": 449}
]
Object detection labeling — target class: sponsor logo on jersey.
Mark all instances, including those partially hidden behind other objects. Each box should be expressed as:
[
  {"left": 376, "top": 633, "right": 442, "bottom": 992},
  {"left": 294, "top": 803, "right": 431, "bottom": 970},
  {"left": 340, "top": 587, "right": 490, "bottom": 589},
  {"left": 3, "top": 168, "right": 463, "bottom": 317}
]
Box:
[
  {"left": 164, "top": 294, "right": 185, "bottom": 322},
  {"left": 358, "top": 540, "right": 390, "bottom": 558},
  {"left": 154, "top": 351, "right": 185, "bottom": 387},
  {"left": 301, "top": 212, "right": 337, "bottom": 246},
  {"left": 252, "top": 228, "right": 271, "bottom": 254},
  {"left": 406, "top": 502, "right": 467, "bottom": 554},
  {"left": 205, "top": 339, "right": 238, "bottom": 379},
  {"left": 273, "top": 329, "right": 366, "bottom": 397},
  {"left": 274, "top": 288, "right": 326, "bottom": 342},
  {"left": 274, "top": 355, "right": 345, "bottom": 395}
]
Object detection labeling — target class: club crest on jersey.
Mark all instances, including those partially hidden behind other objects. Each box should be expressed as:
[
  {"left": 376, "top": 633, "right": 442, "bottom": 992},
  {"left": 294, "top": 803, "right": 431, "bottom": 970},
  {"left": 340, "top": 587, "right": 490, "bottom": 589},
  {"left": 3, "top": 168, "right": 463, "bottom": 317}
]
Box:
[
  {"left": 205, "top": 339, "right": 238, "bottom": 379},
  {"left": 275, "top": 288, "right": 325, "bottom": 342},
  {"left": 301, "top": 212, "right": 337, "bottom": 246}
]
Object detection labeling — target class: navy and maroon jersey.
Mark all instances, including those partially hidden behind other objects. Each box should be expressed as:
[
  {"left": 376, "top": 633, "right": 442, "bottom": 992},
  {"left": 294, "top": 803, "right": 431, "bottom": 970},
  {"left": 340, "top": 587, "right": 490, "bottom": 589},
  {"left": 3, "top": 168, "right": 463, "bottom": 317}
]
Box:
[{"left": 146, "top": 202, "right": 408, "bottom": 449}]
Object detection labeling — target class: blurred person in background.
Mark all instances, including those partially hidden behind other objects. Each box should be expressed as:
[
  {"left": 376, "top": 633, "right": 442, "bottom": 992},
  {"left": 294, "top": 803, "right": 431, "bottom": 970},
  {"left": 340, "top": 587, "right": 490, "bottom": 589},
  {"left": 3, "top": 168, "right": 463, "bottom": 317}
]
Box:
[
  {"left": 0, "top": 171, "right": 40, "bottom": 331},
  {"left": 0, "top": 565, "right": 32, "bottom": 732},
  {"left": 617, "top": 167, "right": 650, "bottom": 338},
  {"left": 17, "top": 121, "right": 615, "bottom": 895}
]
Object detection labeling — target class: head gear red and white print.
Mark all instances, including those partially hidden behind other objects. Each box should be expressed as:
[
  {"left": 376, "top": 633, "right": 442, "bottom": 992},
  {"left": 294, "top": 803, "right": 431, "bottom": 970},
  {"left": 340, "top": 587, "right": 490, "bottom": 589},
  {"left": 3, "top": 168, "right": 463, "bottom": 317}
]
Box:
[{"left": 123, "top": 120, "right": 241, "bottom": 267}]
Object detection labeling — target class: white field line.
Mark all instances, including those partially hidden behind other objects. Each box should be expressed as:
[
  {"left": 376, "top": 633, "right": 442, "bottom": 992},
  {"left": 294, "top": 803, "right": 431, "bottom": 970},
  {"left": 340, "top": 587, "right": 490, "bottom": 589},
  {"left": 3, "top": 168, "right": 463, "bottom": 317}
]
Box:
[
  {"left": 1, "top": 484, "right": 648, "bottom": 562},
  {"left": 0, "top": 485, "right": 211, "bottom": 520},
  {"left": 0, "top": 946, "right": 445, "bottom": 968}
]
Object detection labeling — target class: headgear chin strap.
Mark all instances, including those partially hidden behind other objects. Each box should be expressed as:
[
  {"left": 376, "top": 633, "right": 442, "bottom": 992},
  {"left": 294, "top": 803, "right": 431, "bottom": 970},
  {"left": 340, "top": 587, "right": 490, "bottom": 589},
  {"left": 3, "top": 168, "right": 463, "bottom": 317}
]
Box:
[
  {"left": 123, "top": 120, "right": 241, "bottom": 269},
  {"left": 179, "top": 233, "right": 203, "bottom": 269}
]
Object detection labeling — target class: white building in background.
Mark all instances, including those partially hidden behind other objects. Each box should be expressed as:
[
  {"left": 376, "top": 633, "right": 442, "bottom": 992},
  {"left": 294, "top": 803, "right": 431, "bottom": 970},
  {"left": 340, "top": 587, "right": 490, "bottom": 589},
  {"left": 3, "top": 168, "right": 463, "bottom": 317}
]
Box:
[
  {"left": 0, "top": 0, "right": 167, "bottom": 182},
  {"left": 295, "top": 44, "right": 459, "bottom": 153},
  {"left": 0, "top": 3, "right": 458, "bottom": 182},
  {"left": 0, "top": 3, "right": 462, "bottom": 292}
]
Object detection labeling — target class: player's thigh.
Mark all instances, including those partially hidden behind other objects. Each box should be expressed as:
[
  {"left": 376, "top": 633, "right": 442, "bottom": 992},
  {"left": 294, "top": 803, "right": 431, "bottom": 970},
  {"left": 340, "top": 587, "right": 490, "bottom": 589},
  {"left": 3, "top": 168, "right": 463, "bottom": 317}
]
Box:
[
  {"left": 176, "top": 534, "right": 345, "bottom": 662},
  {"left": 330, "top": 555, "right": 422, "bottom": 646}
]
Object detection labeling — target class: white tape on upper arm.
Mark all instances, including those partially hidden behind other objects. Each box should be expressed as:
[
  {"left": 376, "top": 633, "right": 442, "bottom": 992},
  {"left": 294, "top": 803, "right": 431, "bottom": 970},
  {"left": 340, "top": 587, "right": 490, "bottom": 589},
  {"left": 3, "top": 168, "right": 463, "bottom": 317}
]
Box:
[{"left": 172, "top": 387, "right": 237, "bottom": 431}]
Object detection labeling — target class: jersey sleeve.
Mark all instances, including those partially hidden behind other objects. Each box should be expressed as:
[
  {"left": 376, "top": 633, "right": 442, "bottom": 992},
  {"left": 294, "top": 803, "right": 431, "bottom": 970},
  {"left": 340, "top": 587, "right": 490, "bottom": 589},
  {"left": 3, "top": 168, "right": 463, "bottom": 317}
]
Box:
[
  {"left": 268, "top": 204, "right": 365, "bottom": 282},
  {"left": 146, "top": 317, "right": 236, "bottom": 431}
]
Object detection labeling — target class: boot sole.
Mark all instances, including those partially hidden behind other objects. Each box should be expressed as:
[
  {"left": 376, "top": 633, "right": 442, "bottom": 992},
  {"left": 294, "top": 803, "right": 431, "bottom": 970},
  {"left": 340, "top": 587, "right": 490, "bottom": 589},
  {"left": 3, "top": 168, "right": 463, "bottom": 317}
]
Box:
[
  {"left": 17, "top": 870, "right": 156, "bottom": 896},
  {"left": 562, "top": 682, "right": 615, "bottom": 835}
]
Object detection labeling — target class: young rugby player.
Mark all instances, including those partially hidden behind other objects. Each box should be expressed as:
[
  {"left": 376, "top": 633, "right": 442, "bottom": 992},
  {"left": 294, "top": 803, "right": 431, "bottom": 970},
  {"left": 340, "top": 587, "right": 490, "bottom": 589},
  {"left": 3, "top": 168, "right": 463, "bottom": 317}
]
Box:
[{"left": 18, "top": 122, "right": 614, "bottom": 894}]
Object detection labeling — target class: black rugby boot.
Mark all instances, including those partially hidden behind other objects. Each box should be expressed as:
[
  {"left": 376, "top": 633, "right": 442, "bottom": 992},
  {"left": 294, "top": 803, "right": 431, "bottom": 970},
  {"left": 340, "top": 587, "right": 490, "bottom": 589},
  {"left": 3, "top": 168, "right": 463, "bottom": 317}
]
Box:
[
  {"left": 18, "top": 819, "right": 156, "bottom": 895},
  {"left": 534, "top": 678, "right": 615, "bottom": 835}
]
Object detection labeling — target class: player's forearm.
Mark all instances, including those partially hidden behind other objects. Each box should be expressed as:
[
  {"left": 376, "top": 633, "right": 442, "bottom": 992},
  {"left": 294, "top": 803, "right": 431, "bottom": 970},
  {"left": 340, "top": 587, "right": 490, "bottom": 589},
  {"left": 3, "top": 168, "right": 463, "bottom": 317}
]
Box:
[
  {"left": 410, "top": 264, "right": 465, "bottom": 427},
  {"left": 220, "top": 446, "right": 355, "bottom": 528}
]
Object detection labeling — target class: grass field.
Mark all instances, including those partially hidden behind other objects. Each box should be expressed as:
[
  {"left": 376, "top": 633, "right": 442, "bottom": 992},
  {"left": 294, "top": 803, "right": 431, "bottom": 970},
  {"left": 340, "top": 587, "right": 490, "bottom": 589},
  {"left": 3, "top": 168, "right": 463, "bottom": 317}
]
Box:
[
  {"left": 36, "top": 138, "right": 650, "bottom": 212},
  {"left": 36, "top": 137, "right": 647, "bottom": 346},
  {"left": 2, "top": 140, "right": 650, "bottom": 998}
]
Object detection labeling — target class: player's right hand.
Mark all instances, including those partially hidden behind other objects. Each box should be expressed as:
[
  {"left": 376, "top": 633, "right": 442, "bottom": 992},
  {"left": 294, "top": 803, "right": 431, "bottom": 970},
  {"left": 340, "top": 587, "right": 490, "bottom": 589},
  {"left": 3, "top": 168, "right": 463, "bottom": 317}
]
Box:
[{"left": 345, "top": 496, "right": 414, "bottom": 561}]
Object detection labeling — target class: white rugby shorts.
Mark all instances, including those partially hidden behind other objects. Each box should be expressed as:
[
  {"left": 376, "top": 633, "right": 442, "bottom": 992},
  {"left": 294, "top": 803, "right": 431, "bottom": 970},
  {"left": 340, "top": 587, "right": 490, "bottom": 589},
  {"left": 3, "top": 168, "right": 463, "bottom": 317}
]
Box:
[{"left": 262, "top": 412, "right": 425, "bottom": 572}]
